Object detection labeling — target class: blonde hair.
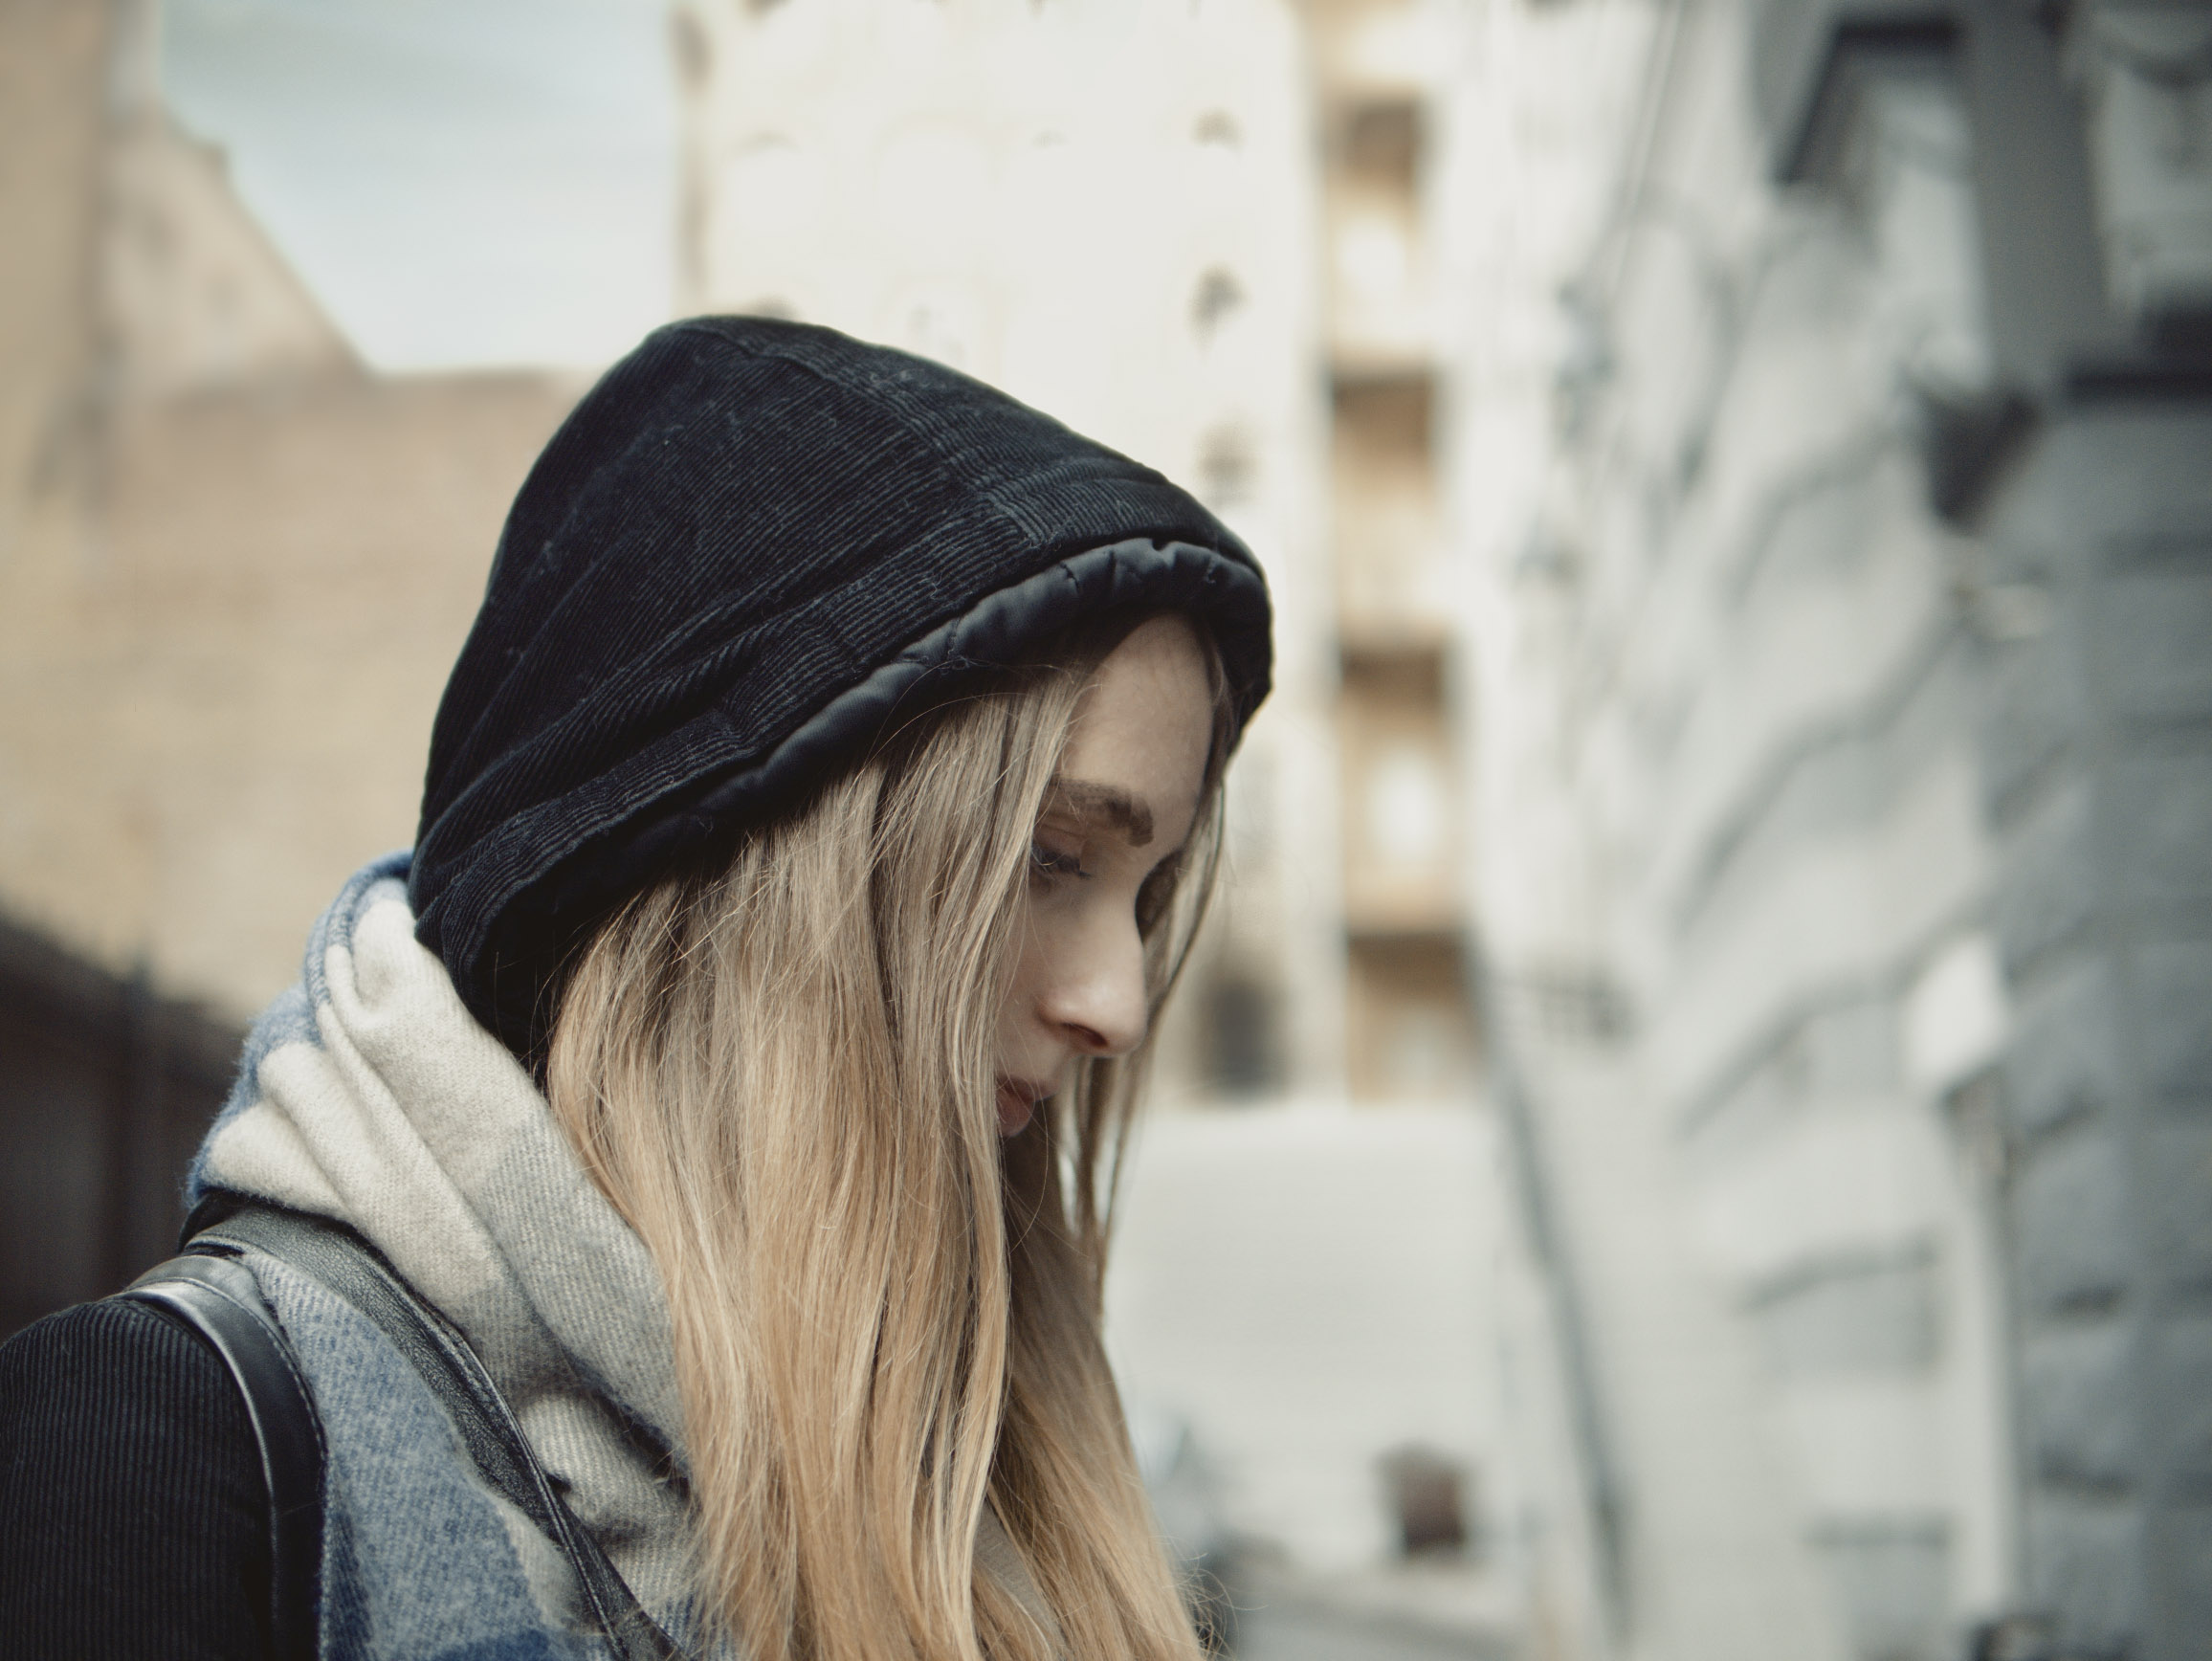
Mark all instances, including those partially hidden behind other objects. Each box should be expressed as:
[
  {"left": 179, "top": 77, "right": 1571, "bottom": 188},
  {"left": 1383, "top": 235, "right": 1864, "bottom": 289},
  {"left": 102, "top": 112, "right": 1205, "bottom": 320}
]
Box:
[{"left": 545, "top": 620, "right": 1226, "bottom": 1661}]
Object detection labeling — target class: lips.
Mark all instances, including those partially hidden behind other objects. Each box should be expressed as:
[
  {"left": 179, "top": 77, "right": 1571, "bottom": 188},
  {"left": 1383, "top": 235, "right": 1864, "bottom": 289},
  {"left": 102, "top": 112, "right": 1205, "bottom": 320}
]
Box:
[{"left": 995, "top": 1076, "right": 1050, "bottom": 1137}]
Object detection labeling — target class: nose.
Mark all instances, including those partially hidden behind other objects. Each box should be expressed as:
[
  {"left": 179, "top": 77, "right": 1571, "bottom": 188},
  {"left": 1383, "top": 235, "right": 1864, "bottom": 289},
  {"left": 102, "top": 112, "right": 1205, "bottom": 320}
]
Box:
[{"left": 1038, "top": 909, "right": 1150, "bottom": 1059}]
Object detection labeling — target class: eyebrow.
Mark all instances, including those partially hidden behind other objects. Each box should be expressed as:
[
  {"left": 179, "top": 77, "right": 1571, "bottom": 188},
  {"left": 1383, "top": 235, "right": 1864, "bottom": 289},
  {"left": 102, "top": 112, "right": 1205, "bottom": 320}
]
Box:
[{"left": 1044, "top": 779, "right": 1155, "bottom": 848}]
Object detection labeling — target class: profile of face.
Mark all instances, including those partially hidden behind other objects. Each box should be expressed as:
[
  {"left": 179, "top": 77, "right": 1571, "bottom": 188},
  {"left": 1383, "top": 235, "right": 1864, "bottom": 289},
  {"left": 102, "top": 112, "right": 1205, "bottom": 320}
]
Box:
[{"left": 993, "top": 614, "right": 1215, "bottom": 1135}]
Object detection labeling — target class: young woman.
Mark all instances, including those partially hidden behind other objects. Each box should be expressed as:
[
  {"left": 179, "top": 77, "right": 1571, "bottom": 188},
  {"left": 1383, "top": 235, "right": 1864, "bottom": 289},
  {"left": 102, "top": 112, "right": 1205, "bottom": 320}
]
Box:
[{"left": 0, "top": 318, "right": 1272, "bottom": 1661}]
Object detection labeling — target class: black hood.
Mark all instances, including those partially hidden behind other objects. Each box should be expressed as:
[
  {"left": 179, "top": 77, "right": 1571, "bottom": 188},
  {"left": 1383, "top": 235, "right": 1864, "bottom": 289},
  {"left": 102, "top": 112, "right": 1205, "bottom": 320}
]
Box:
[{"left": 409, "top": 316, "right": 1272, "bottom": 1055}]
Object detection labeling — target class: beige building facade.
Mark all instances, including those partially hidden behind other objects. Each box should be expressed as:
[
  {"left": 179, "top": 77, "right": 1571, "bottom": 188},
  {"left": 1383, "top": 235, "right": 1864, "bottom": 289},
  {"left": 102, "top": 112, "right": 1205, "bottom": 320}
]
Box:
[{"left": 0, "top": 0, "right": 580, "bottom": 1022}]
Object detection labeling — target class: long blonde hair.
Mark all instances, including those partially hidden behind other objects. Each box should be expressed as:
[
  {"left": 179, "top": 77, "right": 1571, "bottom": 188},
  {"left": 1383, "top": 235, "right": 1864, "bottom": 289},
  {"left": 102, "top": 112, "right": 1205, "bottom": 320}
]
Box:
[{"left": 545, "top": 619, "right": 1226, "bottom": 1661}]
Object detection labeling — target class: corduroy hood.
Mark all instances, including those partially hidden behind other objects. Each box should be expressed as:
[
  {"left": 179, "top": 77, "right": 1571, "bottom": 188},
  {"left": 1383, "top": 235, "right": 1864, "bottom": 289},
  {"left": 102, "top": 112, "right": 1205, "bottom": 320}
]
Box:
[{"left": 409, "top": 316, "right": 1272, "bottom": 1056}]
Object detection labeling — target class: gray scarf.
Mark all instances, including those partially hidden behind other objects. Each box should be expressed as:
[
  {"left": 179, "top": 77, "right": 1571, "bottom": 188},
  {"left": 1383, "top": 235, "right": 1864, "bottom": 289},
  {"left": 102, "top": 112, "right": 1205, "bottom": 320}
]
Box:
[{"left": 196, "top": 853, "right": 708, "bottom": 1657}]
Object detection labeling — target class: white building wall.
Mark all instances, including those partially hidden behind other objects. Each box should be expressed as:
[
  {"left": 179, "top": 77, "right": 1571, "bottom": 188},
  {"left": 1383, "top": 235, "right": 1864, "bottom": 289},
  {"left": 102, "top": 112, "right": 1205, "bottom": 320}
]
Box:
[{"left": 1440, "top": 0, "right": 2022, "bottom": 1657}]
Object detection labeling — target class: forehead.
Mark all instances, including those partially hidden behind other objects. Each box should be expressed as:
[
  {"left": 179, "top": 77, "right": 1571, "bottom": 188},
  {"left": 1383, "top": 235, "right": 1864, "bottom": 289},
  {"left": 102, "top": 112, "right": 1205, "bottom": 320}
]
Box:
[{"left": 1051, "top": 616, "right": 1213, "bottom": 847}]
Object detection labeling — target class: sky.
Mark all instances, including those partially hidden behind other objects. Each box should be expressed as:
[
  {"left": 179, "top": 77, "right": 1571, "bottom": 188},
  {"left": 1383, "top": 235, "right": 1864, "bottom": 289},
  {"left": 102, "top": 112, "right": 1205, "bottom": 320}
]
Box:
[{"left": 164, "top": 0, "right": 675, "bottom": 372}]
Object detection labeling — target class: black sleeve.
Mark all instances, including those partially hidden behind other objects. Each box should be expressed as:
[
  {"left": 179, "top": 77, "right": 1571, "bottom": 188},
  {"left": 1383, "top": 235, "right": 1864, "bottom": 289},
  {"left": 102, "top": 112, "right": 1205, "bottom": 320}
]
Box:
[{"left": 0, "top": 1297, "right": 272, "bottom": 1661}]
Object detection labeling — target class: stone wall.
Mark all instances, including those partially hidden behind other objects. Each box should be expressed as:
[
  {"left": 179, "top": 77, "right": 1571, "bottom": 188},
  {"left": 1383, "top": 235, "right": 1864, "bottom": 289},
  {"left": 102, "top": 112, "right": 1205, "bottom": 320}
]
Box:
[{"left": 1978, "top": 395, "right": 2212, "bottom": 1660}]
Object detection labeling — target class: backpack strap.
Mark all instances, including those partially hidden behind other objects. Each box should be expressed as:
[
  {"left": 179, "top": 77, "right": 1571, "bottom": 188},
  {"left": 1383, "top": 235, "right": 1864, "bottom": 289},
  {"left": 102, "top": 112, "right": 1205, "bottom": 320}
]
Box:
[
  {"left": 189, "top": 1199, "right": 685, "bottom": 1661},
  {"left": 120, "top": 1251, "right": 325, "bottom": 1661}
]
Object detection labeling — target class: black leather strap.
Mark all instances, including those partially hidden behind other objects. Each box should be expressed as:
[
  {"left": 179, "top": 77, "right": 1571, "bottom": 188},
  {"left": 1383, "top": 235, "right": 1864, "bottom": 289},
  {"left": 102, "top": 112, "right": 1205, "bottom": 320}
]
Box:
[
  {"left": 192, "top": 1201, "right": 684, "bottom": 1661},
  {"left": 121, "top": 1253, "right": 324, "bottom": 1661}
]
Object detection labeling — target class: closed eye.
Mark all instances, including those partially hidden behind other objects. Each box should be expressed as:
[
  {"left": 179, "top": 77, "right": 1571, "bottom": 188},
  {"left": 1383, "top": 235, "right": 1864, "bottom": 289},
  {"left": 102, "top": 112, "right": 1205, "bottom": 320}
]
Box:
[{"left": 1029, "top": 842, "right": 1089, "bottom": 882}]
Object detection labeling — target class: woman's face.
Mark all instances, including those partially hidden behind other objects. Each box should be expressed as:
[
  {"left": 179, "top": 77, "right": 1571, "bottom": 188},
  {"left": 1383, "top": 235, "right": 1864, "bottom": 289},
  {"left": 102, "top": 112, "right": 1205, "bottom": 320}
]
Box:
[{"left": 995, "top": 614, "right": 1214, "bottom": 1136}]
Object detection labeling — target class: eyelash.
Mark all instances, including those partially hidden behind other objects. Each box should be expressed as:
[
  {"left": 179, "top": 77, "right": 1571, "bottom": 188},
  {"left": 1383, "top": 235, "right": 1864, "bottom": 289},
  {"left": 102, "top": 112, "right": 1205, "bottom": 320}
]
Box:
[
  {"left": 1029, "top": 841, "right": 1088, "bottom": 882},
  {"left": 1029, "top": 840, "right": 1182, "bottom": 935}
]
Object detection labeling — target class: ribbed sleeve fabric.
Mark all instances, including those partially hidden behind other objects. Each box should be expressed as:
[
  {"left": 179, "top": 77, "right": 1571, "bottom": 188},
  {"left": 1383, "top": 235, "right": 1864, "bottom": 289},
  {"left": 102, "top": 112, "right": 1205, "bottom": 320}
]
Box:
[{"left": 0, "top": 1298, "right": 270, "bottom": 1661}]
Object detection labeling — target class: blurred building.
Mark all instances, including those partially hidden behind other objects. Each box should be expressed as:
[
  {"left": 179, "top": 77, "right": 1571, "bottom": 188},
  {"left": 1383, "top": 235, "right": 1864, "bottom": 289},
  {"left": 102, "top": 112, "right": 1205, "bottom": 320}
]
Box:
[
  {"left": 11, "top": 3, "right": 2205, "bottom": 1659},
  {"left": 1444, "top": 2, "right": 2212, "bottom": 1659},
  {"left": 1311, "top": 0, "right": 1487, "bottom": 1109},
  {"left": 0, "top": 0, "right": 579, "bottom": 1321}
]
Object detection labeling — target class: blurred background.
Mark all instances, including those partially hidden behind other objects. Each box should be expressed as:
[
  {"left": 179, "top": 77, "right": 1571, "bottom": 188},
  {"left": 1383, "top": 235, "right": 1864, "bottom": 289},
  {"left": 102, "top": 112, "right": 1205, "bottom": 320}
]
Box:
[{"left": 2, "top": 0, "right": 2208, "bottom": 1657}]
